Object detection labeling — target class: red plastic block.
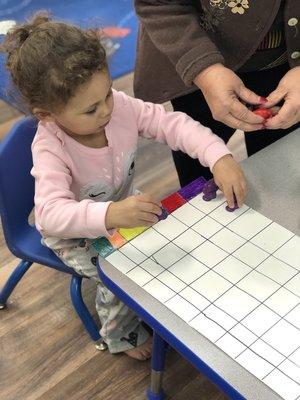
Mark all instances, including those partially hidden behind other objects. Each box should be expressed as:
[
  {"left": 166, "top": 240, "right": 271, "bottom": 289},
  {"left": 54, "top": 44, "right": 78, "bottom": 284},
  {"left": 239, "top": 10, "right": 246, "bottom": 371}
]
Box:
[{"left": 161, "top": 192, "right": 186, "bottom": 213}]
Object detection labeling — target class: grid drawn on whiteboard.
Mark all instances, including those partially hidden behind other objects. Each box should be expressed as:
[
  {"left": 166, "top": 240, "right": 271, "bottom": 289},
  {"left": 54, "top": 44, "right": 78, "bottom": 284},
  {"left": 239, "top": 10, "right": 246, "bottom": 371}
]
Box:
[{"left": 104, "top": 191, "right": 300, "bottom": 400}]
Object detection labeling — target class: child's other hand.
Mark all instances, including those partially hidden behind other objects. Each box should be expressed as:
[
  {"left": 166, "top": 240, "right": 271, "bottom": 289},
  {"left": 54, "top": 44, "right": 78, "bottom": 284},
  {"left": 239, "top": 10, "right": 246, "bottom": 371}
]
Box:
[
  {"left": 212, "top": 155, "right": 247, "bottom": 208},
  {"left": 105, "top": 193, "right": 162, "bottom": 230}
]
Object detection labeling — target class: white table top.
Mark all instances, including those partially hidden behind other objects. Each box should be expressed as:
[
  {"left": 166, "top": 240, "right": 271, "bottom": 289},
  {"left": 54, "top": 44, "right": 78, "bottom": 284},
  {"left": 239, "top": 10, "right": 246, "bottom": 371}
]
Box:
[{"left": 100, "top": 129, "right": 300, "bottom": 400}]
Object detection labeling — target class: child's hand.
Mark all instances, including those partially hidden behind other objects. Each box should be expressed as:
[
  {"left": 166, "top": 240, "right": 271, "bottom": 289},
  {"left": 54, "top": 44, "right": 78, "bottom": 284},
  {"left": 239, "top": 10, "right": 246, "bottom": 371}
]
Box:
[
  {"left": 212, "top": 155, "right": 247, "bottom": 208},
  {"left": 105, "top": 193, "right": 162, "bottom": 230}
]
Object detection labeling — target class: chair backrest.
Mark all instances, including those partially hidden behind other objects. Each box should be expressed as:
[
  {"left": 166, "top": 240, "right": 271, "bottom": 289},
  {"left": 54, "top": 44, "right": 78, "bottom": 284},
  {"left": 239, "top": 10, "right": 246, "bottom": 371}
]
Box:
[{"left": 0, "top": 117, "right": 38, "bottom": 254}]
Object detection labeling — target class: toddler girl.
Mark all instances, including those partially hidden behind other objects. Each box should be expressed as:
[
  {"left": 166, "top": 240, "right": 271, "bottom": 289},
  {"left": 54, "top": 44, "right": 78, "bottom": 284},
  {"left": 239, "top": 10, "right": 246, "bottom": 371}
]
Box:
[{"left": 1, "top": 13, "right": 246, "bottom": 360}]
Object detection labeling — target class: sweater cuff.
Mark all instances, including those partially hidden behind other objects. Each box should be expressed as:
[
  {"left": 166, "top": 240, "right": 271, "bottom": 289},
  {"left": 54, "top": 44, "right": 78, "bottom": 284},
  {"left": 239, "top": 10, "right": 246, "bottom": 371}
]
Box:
[
  {"left": 176, "top": 39, "right": 225, "bottom": 87},
  {"left": 203, "top": 142, "right": 232, "bottom": 172},
  {"left": 86, "top": 201, "right": 115, "bottom": 238}
]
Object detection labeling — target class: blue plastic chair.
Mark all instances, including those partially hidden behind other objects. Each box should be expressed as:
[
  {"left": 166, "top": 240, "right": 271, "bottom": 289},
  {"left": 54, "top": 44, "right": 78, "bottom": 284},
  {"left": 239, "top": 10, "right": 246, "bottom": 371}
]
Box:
[{"left": 0, "top": 117, "right": 107, "bottom": 350}]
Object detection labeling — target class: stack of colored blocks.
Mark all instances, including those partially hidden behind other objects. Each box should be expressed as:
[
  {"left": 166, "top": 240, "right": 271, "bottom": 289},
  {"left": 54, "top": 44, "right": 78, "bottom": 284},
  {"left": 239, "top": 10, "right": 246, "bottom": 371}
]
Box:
[{"left": 92, "top": 176, "right": 207, "bottom": 258}]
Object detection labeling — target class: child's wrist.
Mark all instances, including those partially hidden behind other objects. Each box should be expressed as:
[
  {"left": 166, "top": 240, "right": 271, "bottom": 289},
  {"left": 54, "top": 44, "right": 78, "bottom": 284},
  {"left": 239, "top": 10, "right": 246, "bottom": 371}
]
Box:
[
  {"left": 212, "top": 154, "right": 233, "bottom": 172},
  {"left": 105, "top": 202, "right": 118, "bottom": 230}
]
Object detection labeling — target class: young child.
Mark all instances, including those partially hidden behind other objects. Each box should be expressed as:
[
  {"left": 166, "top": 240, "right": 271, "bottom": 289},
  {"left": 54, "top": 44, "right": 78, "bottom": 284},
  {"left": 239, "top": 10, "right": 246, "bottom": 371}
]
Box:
[{"left": 1, "top": 13, "right": 246, "bottom": 360}]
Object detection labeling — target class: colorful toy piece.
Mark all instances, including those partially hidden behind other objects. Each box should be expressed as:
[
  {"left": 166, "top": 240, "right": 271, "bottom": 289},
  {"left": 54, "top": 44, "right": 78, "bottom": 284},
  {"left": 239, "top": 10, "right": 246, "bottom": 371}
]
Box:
[
  {"left": 179, "top": 176, "right": 206, "bottom": 201},
  {"left": 202, "top": 178, "right": 218, "bottom": 201},
  {"left": 161, "top": 192, "right": 186, "bottom": 213},
  {"left": 92, "top": 236, "right": 114, "bottom": 257},
  {"left": 203, "top": 178, "right": 239, "bottom": 212},
  {"left": 119, "top": 226, "right": 148, "bottom": 241},
  {"left": 253, "top": 107, "right": 274, "bottom": 119},
  {"left": 109, "top": 231, "right": 127, "bottom": 248},
  {"left": 225, "top": 194, "right": 239, "bottom": 212},
  {"left": 158, "top": 206, "right": 169, "bottom": 221}
]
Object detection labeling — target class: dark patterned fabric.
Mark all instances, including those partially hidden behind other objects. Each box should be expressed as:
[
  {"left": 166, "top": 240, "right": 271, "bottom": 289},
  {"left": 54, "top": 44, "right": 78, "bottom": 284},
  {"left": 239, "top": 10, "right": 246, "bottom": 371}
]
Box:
[{"left": 239, "top": 1, "right": 287, "bottom": 72}]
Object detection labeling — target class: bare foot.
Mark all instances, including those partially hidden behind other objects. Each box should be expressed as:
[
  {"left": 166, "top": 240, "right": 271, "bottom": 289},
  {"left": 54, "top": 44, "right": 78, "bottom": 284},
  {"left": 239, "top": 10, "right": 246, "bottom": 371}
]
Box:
[{"left": 124, "top": 336, "right": 152, "bottom": 361}]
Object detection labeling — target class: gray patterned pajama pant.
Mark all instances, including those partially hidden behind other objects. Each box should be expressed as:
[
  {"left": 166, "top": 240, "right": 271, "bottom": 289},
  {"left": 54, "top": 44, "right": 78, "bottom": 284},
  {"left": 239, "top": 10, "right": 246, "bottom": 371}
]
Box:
[{"left": 43, "top": 237, "right": 149, "bottom": 353}]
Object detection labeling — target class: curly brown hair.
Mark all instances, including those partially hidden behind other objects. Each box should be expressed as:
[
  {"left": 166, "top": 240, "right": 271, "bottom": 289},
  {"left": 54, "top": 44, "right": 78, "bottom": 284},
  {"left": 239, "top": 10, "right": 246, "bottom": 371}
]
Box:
[{"left": 0, "top": 12, "right": 107, "bottom": 113}]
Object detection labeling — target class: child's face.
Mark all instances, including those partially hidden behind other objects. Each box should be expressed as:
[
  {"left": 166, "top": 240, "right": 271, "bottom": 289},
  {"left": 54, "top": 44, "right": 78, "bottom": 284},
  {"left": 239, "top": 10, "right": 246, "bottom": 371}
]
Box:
[{"left": 54, "top": 69, "right": 114, "bottom": 136}]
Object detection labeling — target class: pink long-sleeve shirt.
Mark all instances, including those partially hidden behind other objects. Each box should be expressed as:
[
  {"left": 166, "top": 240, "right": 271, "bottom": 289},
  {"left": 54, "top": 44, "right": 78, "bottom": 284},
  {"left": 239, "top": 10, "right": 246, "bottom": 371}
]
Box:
[{"left": 31, "top": 89, "right": 231, "bottom": 241}]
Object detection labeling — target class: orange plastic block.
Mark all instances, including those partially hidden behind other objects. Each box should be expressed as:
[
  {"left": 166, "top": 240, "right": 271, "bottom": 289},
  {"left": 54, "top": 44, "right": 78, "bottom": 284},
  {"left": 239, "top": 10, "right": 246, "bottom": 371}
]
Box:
[{"left": 108, "top": 231, "right": 127, "bottom": 248}]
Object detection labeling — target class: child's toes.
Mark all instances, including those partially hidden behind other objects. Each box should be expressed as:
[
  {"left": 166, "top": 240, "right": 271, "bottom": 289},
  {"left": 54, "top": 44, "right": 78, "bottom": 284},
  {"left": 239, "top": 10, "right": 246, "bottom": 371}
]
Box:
[
  {"left": 124, "top": 336, "right": 152, "bottom": 361},
  {"left": 141, "top": 349, "right": 151, "bottom": 359}
]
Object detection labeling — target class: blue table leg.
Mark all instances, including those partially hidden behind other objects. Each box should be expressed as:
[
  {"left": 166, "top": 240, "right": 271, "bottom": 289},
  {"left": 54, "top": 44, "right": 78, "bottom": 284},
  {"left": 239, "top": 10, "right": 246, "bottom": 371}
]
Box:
[{"left": 146, "top": 331, "right": 167, "bottom": 400}]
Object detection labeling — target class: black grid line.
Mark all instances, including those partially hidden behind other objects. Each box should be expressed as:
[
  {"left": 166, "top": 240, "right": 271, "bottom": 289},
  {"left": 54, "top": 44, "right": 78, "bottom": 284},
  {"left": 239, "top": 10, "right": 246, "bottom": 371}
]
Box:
[
  {"left": 263, "top": 343, "right": 300, "bottom": 383},
  {"left": 107, "top": 206, "right": 300, "bottom": 333},
  {"left": 103, "top": 195, "right": 300, "bottom": 399},
  {"left": 108, "top": 222, "right": 300, "bottom": 335}
]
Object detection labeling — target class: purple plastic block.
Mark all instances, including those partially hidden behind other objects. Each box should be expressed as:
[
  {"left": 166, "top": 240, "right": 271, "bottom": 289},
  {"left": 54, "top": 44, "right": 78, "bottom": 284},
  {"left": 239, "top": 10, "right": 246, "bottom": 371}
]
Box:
[
  {"left": 158, "top": 206, "right": 169, "bottom": 221},
  {"left": 202, "top": 178, "right": 218, "bottom": 202},
  {"left": 179, "top": 176, "right": 207, "bottom": 201},
  {"left": 225, "top": 194, "right": 239, "bottom": 212},
  {"left": 203, "top": 192, "right": 217, "bottom": 201}
]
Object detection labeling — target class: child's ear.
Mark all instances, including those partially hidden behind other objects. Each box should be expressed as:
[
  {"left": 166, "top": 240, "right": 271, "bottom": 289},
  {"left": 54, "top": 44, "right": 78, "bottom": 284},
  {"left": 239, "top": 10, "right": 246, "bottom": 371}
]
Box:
[{"left": 33, "top": 108, "right": 55, "bottom": 122}]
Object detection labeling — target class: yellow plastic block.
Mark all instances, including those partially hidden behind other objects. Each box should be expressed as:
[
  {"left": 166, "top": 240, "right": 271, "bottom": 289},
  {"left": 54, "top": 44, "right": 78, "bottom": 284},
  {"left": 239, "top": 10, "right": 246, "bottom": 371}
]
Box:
[
  {"left": 119, "top": 226, "right": 148, "bottom": 241},
  {"left": 108, "top": 231, "right": 127, "bottom": 248}
]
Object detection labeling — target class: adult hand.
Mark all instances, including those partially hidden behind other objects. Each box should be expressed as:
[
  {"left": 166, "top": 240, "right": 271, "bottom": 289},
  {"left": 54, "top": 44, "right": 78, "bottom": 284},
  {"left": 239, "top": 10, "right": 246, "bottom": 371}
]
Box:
[
  {"left": 264, "top": 66, "right": 300, "bottom": 129},
  {"left": 194, "top": 63, "right": 266, "bottom": 131},
  {"left": 105, "top": 193, "right": 162, "bottom": 230}
]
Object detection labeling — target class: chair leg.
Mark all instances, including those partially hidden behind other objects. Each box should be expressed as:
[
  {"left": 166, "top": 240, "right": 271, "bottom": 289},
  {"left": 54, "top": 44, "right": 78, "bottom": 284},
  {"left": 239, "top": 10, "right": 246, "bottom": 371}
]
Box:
[
  {"left": 69, "top": 275, "right": 107, "bottom": 350},
  {"left": 146, "top": 331, "right": 167, "bottom": 400},
  {"left": 0, "top": 260, "right": 32, "bottom": 309}
]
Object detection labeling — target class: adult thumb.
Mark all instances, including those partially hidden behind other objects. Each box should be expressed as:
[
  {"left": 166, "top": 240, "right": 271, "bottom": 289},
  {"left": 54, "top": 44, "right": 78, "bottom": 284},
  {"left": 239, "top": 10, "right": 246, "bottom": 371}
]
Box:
[
  {"left": 237, "top": 85, "right": 263, "bottom": 105},
  {"left": 266, "top": 86, "right": 287, "bottom": 107}
]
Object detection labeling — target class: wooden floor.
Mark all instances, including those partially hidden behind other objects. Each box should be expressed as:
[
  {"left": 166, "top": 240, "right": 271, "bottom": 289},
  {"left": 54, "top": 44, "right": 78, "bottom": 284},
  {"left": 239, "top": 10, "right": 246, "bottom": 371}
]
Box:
[{"left": 0, "top": 73, "right": 246, "bottom": 400}]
